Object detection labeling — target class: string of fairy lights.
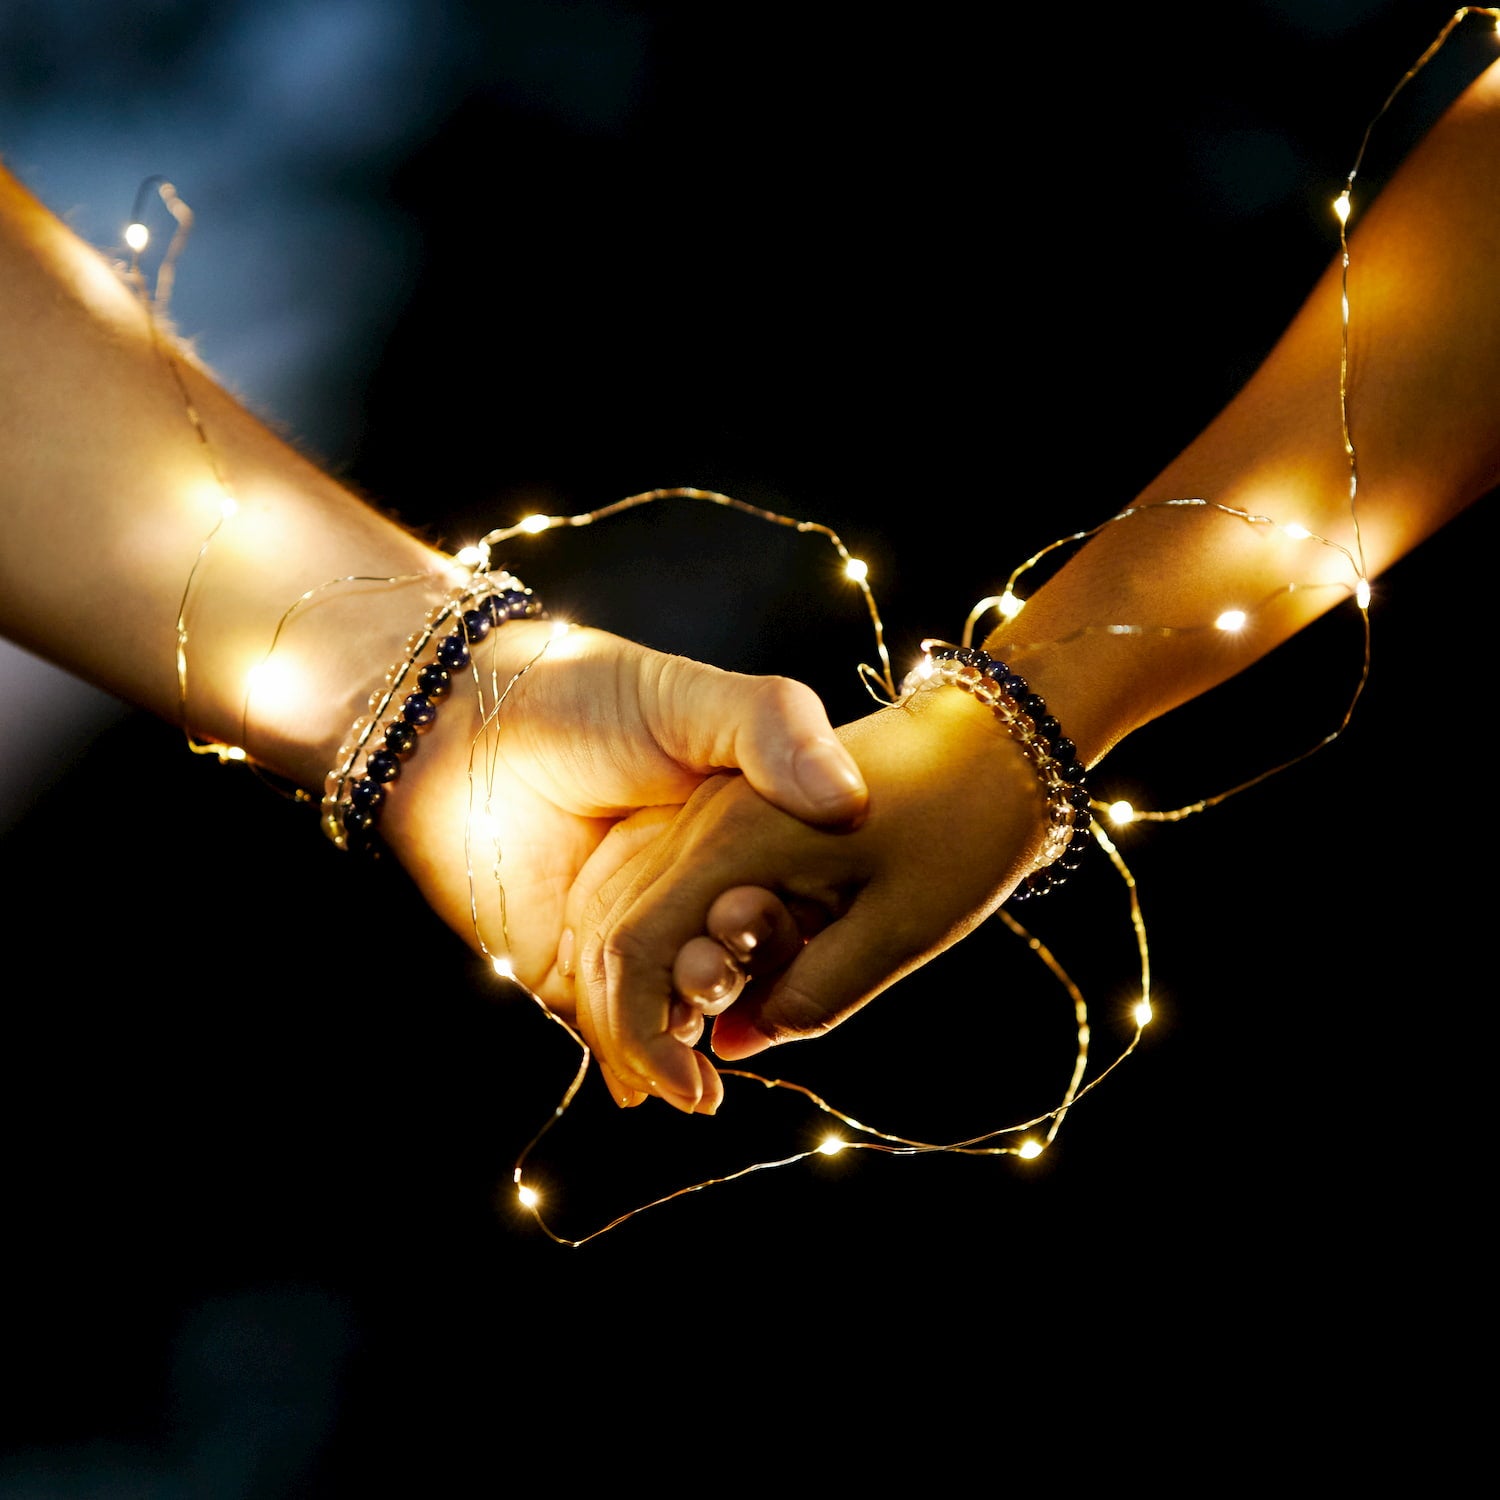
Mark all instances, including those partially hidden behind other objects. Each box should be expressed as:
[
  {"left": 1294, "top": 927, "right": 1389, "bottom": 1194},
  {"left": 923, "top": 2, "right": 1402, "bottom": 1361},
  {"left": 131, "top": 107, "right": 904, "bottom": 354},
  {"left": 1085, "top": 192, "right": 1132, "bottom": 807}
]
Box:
[{"left": 121, "top": 8, "right": 1499, "bottom": 1245}]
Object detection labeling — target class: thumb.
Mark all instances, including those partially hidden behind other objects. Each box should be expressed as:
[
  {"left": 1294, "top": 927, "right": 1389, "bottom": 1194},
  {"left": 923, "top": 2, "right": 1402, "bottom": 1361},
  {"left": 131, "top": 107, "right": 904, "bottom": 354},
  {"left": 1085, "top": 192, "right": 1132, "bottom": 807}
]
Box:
[
  {"left": 709, "top": 892, "right": 933, "bottom": 1060},
  {"left": 652, "top": 659, "right": 868, "bottom": 827}
]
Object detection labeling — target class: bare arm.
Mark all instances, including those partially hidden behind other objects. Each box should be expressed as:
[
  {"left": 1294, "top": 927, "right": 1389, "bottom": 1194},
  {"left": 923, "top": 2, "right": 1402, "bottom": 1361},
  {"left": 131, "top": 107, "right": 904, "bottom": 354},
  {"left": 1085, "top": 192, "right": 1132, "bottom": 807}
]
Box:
[
  {"left": 0, "top": 161, "right": 869, "bottom": 1033},
  {"left": 572, "top": 55, "right": 1500, "bottom": 1107}
]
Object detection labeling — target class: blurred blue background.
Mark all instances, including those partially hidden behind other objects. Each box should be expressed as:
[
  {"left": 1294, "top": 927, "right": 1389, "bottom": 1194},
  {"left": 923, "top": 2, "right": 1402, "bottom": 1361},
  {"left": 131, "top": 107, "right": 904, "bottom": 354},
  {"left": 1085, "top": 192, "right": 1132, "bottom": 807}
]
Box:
[{"left": 1, "top": 1, "right": 1492, "bottom": 1490}]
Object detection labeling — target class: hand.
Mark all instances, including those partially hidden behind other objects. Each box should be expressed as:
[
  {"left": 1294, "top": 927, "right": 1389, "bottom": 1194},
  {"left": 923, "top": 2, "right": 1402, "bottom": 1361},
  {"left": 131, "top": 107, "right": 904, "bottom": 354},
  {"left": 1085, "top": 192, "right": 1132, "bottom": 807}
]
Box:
[
  {"left": 374, "top": 617, "right": 867, "bottom": 1027},
  {"left": 567, "top": 681, "right": 1061, "bottom": 1114}
]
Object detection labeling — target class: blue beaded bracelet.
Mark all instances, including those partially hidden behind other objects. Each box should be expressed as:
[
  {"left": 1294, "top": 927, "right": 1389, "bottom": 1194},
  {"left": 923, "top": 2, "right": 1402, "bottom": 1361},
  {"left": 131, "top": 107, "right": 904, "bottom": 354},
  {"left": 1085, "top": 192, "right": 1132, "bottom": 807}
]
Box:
[
  {"left": 899, "top": 642, "right": 1092, "bottom": 899},
  {"left": 321, "top": 570, "right": 544, "bottom": 854}
]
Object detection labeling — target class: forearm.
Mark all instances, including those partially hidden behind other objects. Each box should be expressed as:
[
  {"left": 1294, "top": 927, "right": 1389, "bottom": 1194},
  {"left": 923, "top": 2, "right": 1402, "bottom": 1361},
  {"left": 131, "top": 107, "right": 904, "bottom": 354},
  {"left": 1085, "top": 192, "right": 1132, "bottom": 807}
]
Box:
[
  {"left": 991, "top": 58, "right": 1500, "bottom": 766},
  {"left": 0, "top": 162, "right": 450, "bottom": 789}
]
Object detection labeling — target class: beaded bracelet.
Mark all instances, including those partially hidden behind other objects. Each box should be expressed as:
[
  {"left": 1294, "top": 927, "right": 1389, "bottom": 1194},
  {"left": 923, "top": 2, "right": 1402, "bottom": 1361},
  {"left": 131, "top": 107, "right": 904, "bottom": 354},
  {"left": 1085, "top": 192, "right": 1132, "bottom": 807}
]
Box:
[
  {"left": 320, "top": 568, "right": 545, "bottom": 854},
  {"left": 898, "top": 642, "right": 1092, "bottom": 899}
]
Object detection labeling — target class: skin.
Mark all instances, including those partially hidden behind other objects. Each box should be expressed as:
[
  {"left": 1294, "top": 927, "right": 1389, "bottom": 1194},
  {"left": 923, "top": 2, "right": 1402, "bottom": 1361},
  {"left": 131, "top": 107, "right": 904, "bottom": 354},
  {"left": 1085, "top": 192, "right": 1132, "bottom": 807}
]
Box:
[
  {"left": 567, "top": 54, "right": 1500, "bottom": 1114},
  {"left": 0, "top": 159, "right": 870, "bottom": 1108}
]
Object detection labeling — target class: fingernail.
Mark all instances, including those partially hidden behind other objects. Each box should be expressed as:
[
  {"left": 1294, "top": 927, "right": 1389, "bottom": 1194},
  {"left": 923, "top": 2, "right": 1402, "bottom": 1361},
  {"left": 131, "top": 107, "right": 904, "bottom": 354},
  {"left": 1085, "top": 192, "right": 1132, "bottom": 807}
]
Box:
[
  {"left": 650, "top": 1078, "right": 701, "bottom": 1116},
  {"left": 793, "top": 736, "right": 866, "bottom": 814},
  {"left": 557, "top": 927, "right": 575, "bottom": 979}
]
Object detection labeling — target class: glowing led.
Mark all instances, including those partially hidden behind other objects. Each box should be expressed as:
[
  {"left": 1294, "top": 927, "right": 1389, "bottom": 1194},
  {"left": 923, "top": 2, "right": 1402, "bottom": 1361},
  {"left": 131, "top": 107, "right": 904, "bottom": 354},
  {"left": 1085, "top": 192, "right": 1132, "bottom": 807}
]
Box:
[
  {"left": 1215, "top": 609, "right": 1247, "bottom": 631},
  {"left": 1282, "top": 522, "right": 1310, "bottom": 539},
  {"left": 1133, "top": 1000, "right": 1154, "bottom": 1028},
  {"left": 517, "top": 1185, "right": 539, "bottom": 1209},
  {"left": 997, "top": 590, "right": 1024, "bottom": 620},
  {"left": 492, "top": 955, "right": 515, "bottom": 980},
  {"left": 1107, "top": 800, "right": 1136, "bottom": 826},
  {"left": 124, "top": 221, "right": 149, "bottom": 252},
  {"left": 818, "top": 1137, "right": 846, "bottom": 1156},
  {"left": 220, "top": 495, "right": 238, "bottom": 519},
  {"left": 1333, "top": 189, "right": 1351, "bottom": 224},
  {"left": 1017, "top": 1139, "right": 1043, "bottom": 1160},
  {"left": 916, "top": 655, "right": 935, "bottom": 681},
  {"left": 453, "top": 544, "right": 485, "bottom": 568},
  {"left": 519, "top": 513, "right": 551, "bottom": 534},
  {"left": 548, "top": 620, "right": 571, "bottom": 641},
  {"left": 1355, "top": 577, "right": 1372, "bottom": 609},
  {"left": 844, "top": 558, "right": 868, "bottom": 583},
  {"left": 244, "top": 657, "right": 303, "bottom": 715},
  {"left": 216, "top": 744, "right": 248, "bottom": 763}
]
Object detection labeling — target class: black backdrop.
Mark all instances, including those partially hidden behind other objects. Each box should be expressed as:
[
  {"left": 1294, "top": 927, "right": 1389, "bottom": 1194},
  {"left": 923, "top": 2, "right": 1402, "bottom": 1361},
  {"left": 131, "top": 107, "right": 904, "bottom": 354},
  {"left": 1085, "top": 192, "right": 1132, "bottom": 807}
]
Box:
[{"left": 2, "top": 2, "right": 1492, "bottom": 1489}]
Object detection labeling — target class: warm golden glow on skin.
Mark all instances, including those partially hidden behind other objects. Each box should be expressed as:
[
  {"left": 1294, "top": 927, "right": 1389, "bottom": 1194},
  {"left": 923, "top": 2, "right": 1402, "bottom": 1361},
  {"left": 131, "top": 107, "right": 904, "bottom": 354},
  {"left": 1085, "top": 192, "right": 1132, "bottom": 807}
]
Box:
[{"left": 148, "top": 8, "right": 1496, "bottom": 1247}]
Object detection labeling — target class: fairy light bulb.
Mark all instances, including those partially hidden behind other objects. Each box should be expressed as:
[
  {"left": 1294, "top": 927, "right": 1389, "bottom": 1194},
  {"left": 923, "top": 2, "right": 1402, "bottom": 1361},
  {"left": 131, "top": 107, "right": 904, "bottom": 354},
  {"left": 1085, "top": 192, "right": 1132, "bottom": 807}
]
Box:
[
  {"left": 244, "top": 656, "right": 306, "bottom": 718},
  {"left": 453, "top": 544, "right": 486, "bottom": 569},
  {"left": 1215, "top": 609, "right": 1247, "bottom": 631},
  {"left": 844, "top": 558, "right": 868, "bottom": 582},
  {"left": 520, "top": 513, "right": 551, "bottom": 534},
  {"left": 1334, "top": 189, "right": 1352, "bottom": 224},
  {"left": 818, "top": 1137, "right": 846, "bottom": 1156},
  {"left": 997, "top": 589, "right": 1023, "bottom": 619},
  {"left": 1108, "top": 800, "right": 1135, "bottom": 826},
  {"left": 1133, "top": 1000, "right": 1154, "bottom": 1028},
  {"left": 1282, "top": 522, "right": 1310, "bottom": 539},
  {"left": 1355, "top": 577, "right": 1371, "bottom": 608},
  {"left": 124, "top": 221, "right": 149, "bottom": 252},
  {"left": 491, "top": 955, "right": 515, "bottom": 980},
  {"left": 1017, "top": 1139, "right": 1044, "bottom": 1160},
  {"left": 517, "top": 1184, "right": 539, "bottom": 1209}
]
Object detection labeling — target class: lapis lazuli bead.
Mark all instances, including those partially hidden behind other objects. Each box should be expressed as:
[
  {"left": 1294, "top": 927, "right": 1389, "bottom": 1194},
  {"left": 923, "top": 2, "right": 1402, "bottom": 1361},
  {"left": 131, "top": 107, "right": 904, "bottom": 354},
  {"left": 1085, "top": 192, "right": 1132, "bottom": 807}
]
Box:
[
  {"left": 1053, "top": 737, "right": 1076, "bottom": 763},
  {"left": 417, "top": 664, "right": 451, "bottom": 699},
  {"left": 348, "top": 777, "right": 385, "bottom": 812},
  {"left": 402, "top": 691, "right": 436, "bottom": 728},
  {"left": 385, "top": 720, "right": 418, "bottom": 758},
  {"left": 343, "top": 806, "right": 377, "bottom": 837},
  {"left": 462, "top": 609, "right": 491, "bottom": 643},
  {"left": 367, "top": 749, "right": 402, "bottom": 783},
  {"left": 436, "top": 633, "right": 469, "bottom": 670}
]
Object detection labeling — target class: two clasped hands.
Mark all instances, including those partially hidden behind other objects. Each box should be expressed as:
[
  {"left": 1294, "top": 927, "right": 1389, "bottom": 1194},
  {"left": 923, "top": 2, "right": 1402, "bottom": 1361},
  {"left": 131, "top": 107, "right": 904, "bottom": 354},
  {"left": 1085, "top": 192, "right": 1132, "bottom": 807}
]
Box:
[{"left": 375, "top": 614, "right": 1058, "bottom": 1117}]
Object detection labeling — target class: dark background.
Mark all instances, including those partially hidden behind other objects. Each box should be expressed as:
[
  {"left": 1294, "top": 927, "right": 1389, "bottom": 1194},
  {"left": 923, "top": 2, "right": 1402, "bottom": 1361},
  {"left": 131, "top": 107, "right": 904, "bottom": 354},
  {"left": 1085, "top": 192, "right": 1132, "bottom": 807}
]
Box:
[{"left": 1, "top": 2, "right": 1493, "bottom": 1491}]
